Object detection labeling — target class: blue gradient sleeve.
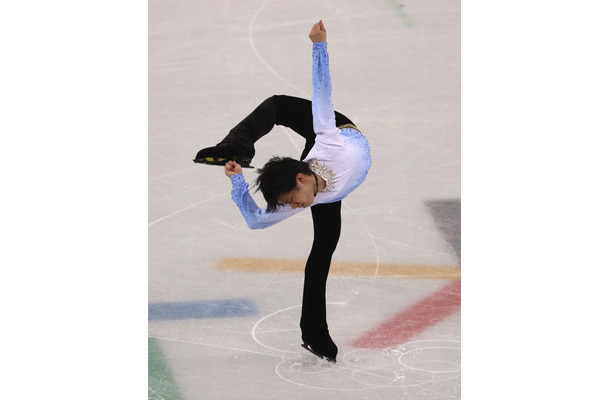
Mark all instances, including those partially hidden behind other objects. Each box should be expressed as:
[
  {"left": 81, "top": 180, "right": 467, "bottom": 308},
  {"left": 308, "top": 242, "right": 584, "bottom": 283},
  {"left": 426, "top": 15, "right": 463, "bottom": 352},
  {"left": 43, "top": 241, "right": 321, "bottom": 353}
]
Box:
[
  {"left": 230, "top": 174, "right": 304, "bottom": 229},
  {"left": 312, "top": 42, "right": 340, "bottom": 138}
]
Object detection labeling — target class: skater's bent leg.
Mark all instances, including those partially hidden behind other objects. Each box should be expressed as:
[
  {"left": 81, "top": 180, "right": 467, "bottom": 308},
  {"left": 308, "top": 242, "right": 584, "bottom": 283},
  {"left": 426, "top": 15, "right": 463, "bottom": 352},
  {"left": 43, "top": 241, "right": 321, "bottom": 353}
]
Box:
[
  {"left": 220, "top": 97, "right": 278, "bottom": 150},
  {"left": 270, "top": 95, "right": 316, "bottom": 160},
  {"left": 300, "top": 201, "right": 341, "bottom": 357},
  {"left": 219, "top": 94, "right": 317, "bottom": 160},
  {"left": 272, "top": 95, "right": 354, "bottom": 135},
  {"left": 271, "top": 95, "right": 316, "bottom": 140},
  {"left": 196, "top": 95, "right": 356, "bottom": 164},
  {"left": 218, "top": 94, "right": 352, "bottom": 153},
  {"left": 194, "top": 97, "right": 279, "bottom": 165},
  {"left": 271, "top": 95, "right": 355, "bottom": 160}
]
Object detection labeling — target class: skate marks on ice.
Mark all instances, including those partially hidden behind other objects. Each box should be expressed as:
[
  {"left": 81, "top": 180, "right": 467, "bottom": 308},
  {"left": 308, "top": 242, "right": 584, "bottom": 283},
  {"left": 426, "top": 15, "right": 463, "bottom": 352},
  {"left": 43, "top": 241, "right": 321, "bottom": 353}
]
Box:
[
  {"left": 148, "top": 190, "right": 231, "bottom": 228},
  {"left": 250, "top": 303, "right": 310, "bottom": 355},
  {"left": 252, "top": 303, "right": 460, "bottom": 395},
  {"left": 248, "top": 0, "right": 308, "bottom": 97},
  {"left": 275, "top": 342, "right": 460, "bottom": 394},
  {"left": 247, "top": 1, "right": 414, "bottom": 99}
]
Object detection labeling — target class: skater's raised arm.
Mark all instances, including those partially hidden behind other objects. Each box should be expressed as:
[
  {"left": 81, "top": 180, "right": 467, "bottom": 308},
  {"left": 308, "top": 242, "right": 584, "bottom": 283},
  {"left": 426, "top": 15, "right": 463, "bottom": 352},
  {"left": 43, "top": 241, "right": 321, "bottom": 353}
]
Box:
[{"left": 310, "top": 20, "right": 340, "bottom": 139}]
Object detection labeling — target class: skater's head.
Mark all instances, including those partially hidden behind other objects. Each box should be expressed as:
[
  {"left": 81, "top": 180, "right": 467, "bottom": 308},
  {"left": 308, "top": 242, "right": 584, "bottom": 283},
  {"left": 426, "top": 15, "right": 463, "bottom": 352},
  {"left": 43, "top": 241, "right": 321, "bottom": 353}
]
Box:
[{"left": 254, "top": 156, "right": 317, "bottom": 212}]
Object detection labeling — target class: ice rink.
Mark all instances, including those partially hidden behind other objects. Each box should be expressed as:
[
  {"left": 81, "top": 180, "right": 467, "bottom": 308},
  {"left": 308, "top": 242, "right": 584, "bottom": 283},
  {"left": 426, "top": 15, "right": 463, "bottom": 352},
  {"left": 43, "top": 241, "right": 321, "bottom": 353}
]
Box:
[
  {"left": 5, "top": 0, "right": 610, "bottom": 398},
  {"left": 149, "top": 0, "right": 460, "bottom": 399}
]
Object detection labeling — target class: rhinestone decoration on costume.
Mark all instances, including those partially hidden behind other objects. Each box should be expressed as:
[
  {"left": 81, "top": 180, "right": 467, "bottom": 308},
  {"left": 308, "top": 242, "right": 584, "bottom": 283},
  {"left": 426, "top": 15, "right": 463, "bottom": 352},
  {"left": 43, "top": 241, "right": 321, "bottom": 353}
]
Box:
[{"left": 309, "top": 160, "right": 336, "bottom": 192}]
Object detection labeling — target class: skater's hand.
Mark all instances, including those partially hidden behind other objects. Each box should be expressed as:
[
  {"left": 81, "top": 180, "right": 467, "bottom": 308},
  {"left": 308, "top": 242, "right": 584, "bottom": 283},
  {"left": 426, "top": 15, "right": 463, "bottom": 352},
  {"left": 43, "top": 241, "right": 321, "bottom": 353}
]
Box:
[
  {"left": 309, "top": 20, "right": 326, "bottom": 43},
  {"left": 225, "top": 161, "right": 243, "bottom": 177}
]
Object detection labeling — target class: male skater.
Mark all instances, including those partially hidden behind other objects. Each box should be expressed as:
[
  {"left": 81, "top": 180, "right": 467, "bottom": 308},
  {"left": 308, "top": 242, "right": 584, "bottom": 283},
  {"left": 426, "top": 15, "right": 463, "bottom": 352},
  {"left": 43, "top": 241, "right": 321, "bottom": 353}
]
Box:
[{"left": 194, "top": 20, "right": 371, "bottom": 363}]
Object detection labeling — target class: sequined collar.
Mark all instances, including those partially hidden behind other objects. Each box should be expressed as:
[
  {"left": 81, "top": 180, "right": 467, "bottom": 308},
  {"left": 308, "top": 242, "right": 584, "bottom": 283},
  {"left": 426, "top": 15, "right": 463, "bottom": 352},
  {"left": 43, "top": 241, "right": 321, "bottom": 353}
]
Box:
[{"left": 309, "top": 160, "right": 336, "bottom": 192}]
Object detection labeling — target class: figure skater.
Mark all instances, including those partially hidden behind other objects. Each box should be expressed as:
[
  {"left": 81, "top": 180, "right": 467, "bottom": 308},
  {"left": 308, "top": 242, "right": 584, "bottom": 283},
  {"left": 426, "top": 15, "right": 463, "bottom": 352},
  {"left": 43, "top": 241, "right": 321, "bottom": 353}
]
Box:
[{"left": 194, "top": 20, "right": 371, "bottom": 362}]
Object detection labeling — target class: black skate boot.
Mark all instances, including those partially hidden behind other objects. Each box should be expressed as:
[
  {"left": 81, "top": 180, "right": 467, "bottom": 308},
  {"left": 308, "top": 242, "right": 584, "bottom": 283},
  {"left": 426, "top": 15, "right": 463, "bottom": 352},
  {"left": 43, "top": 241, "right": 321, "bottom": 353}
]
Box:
[
  {"left": 301, "top": 332, "right": 338, "bottom": 363},
  {"left": 193, "top": 142, "right": 254, "bottom": 168}
]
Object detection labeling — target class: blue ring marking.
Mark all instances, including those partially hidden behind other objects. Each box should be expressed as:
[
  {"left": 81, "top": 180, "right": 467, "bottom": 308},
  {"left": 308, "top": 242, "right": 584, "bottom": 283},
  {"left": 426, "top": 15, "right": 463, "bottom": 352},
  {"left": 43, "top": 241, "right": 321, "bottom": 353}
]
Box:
[{"left": 148, "top": 298, "right": 257, "bottom": 321}]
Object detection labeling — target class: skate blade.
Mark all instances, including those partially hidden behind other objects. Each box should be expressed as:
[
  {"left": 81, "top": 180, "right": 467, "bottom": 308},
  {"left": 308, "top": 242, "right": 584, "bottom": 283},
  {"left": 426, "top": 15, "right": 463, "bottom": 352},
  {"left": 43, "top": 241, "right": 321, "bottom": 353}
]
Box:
[
  {"left": 192, "top": 156, "right": 254, "bottom": 168},
  {"left": 301, "top": 343, "right": 336, "bottom": 363}
]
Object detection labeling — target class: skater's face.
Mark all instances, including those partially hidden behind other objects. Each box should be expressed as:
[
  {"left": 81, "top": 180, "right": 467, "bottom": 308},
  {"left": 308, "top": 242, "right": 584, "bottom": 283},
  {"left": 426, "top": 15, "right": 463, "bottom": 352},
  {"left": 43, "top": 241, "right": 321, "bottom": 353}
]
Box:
[{"left": 277, "top": 173, "right": 315, "bottom": 209}]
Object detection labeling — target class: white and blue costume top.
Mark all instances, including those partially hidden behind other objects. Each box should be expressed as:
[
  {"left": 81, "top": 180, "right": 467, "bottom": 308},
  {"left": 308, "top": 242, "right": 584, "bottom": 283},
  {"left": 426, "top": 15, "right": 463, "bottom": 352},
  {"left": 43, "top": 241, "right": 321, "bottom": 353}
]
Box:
[{"left": 230, "top": 41, "right": 372, "bottom": 229}]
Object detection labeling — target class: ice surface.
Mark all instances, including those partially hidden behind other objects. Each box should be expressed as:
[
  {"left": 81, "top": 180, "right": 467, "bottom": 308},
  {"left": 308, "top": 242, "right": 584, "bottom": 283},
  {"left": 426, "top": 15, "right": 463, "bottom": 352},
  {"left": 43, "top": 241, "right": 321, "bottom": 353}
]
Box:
[{"left": 149, "top": 0, "right": 460, "bottom": 398}]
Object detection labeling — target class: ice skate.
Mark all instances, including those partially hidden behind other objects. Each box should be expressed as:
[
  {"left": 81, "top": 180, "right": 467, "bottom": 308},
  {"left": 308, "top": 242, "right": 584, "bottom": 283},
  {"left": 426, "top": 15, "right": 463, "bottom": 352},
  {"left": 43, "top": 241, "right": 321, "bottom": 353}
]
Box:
[
  {"left": 301, "top": 330, "right": 338, "bottom": 363},
  {"left": 193, "top": 142, "right": 254, "bottom": 168},
  {"left": 301, "top": 343, "right": 337, "bottom": 363}
]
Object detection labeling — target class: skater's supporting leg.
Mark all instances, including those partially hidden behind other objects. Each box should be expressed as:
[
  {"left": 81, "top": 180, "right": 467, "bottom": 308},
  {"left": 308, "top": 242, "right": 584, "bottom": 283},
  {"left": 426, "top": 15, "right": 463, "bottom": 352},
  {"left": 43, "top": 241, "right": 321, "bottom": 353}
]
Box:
[{"left": 300, "top": 200, "right": 342, "bottom": 359}]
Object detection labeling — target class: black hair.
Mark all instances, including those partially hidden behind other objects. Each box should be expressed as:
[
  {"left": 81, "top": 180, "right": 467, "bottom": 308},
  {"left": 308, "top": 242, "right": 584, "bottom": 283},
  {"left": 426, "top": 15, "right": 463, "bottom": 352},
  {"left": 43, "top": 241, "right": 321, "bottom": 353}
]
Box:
[{"left": 253, "top": 156, "right": 313, "bottom": 213}]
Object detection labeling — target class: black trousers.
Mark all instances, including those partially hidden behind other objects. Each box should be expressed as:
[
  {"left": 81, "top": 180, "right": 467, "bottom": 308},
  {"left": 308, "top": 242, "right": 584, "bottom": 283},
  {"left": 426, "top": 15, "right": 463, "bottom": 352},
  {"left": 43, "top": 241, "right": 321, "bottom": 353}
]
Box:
[
  {"left": 224, "top": 95, "right": 352, "bottom": 346},
  {"left": 300, "top": 200, "right": 341, "bottom": 345},
  {"left": 222, "top": 95, "right": 353, "bottom": 161}
]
